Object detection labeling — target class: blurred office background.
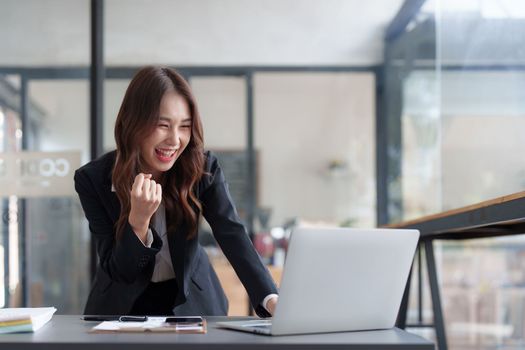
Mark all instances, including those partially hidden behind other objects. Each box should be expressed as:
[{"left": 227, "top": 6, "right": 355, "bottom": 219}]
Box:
[{"left": 1, "top": 0, "right": 525, "bottom": 349}]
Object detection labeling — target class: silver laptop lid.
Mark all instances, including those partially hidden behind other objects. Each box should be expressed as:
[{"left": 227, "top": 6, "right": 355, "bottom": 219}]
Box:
[{"left": 271, "top": 227, "right": 419, "bottom": 335}]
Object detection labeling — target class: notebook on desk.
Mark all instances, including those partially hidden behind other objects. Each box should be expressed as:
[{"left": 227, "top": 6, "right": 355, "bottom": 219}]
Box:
[
  {"left": 91, "top": 317, "right": 207, "bottom": 333},
  {"left": 216, "top": 227, "right": 419, "bottom": 336},
  {"left": 0, "top": 307, "right": 57, "bottom": 334}
]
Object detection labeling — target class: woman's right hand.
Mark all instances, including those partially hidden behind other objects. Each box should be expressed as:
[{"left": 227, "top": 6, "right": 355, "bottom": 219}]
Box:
[{"left": 128, "top": 173, "right": 162, "bottom": 242}]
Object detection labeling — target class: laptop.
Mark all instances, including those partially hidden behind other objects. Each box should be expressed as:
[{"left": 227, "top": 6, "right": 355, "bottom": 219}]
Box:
[{"left": 216, "top": 227, "right": 419, "bottom": 336}]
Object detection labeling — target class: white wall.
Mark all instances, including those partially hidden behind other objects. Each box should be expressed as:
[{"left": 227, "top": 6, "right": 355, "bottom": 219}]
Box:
[
  {"left": 0, "top": 0, "right": 90, "bottom": 66},
  {"left": 191, "top": 77, "right": 246, "bottom": 149},
  {"left": 254, "top": 72, "right": 376, "bottom": 227},
  {"left": 1, "top": 0, "right": 403, "bottom": 66}
]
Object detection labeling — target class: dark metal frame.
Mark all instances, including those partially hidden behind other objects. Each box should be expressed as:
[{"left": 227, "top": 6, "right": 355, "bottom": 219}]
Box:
[
  {"left": 245, "top": 72, "right": 255, "bottom": 241},
  {"left": 90, "top": 0, "right": 104, "bottom": 281},
  {"left": 374, "top": 67, "right": 387, "bottom": 226},
  {"left": 384, "top": 1, "right": 443, "bottom": 349},
  {"left": 385, "top": 0, "right": 427, "bottom": 42},
  {"left": 90, "top": 0, "right": 104, "bottom": 161},
  {"left": 19, "top": 77, "right": 29, "bottom": 306}
]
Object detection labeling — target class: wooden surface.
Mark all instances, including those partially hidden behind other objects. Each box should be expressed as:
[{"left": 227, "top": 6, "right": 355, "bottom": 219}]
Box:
[
  {"left": 388, "top": 190, "right": 525, "bottom": 229},
  {"left": 384, "top": 191, "right": 525, "bottom": 240}
]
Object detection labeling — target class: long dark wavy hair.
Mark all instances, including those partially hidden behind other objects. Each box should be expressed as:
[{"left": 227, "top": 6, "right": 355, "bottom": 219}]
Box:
[{"left": 112, "top": 66, "right": 205, "bottom": 240}]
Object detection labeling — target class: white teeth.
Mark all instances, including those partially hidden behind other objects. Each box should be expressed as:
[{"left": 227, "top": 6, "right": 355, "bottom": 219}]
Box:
[{"left": 156, "top": 148, "right": 177, "bottom": 157}]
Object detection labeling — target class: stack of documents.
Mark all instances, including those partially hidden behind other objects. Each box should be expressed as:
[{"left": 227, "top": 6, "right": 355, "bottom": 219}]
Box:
[{"left": 0, "top": 307, "right": 57, "bottom": 334}]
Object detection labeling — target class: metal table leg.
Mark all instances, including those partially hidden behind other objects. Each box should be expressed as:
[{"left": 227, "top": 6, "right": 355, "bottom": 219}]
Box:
[
  {"left": 425, "top": 239, "right": 448, "bottom": 350},
  {"left": 396, "top": 252, "right": 414, "bottom": 329}
]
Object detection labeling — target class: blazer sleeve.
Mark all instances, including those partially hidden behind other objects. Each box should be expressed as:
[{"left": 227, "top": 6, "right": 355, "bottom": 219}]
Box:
[
  {"left": 74, "top": 168, "right": 162, "bottom": 284},
  {"left": 200, "top": 152, "right": 278, "bottom": 317}
]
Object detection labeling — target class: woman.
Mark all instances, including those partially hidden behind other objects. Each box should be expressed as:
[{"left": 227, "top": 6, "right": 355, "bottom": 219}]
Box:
[{"left": 75, "top": 66, "right": 278, "bottom": 317}]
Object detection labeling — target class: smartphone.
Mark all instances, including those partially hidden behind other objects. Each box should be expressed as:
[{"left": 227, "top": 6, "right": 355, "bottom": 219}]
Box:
[{"left": 165, "top": 316, "right": 203, "bottom": 325}]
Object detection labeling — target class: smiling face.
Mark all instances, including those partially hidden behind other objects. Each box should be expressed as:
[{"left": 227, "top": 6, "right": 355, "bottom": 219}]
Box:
[{"left": 139, "top": 90, "right": 192, "bottom": 180}]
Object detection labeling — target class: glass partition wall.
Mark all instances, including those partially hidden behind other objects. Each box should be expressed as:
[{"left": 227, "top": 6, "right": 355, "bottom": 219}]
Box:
[
  {"left": 388, "top": 0, "right": 525, "bottom": 348},
  {"left": 0, "top": 0, "right": 91, "bottom": 313}
]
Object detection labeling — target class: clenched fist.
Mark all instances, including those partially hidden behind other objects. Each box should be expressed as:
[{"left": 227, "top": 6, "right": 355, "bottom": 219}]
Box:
[{"left": 128, "top": 173, "right": 162, "bottom": 243}]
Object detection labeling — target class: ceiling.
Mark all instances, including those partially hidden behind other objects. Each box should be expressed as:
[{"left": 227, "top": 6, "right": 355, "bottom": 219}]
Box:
[{"left": 1, "top": 0, "right": 406, "bottom": 66}]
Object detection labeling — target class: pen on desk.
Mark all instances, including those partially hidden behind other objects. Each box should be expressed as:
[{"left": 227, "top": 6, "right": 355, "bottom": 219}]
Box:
[
  {"left": 81, "top": 315, "right": 120, "bottom": 321},
  {"left": 119, "top": 316, "right": 148, "bottom": 322}
]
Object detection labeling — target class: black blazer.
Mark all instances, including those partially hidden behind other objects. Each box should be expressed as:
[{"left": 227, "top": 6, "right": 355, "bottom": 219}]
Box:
[{"left": 74, "top": 150, "right": 277, "bottom": 317}]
